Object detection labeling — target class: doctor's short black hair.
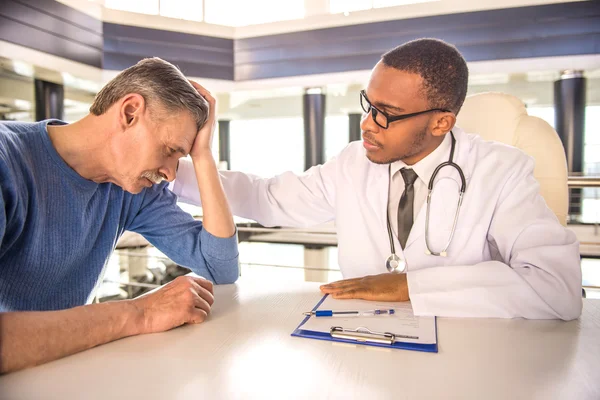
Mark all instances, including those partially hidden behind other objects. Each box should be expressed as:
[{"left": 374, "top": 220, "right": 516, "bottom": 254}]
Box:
[{"left": 381, "top": 38, "right": 469, "bottom": 114}]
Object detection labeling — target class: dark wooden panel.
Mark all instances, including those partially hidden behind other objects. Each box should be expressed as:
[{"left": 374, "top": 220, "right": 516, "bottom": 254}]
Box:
[
  {"left": 235, "top": 33, "right": 600, "bottom": 81},
  {"left": 15, "top": 0, "right": 102, "bottom": 34},
  {"left": 236, "top": 1, "right": 600, "bottom": 51},
  {"left": 0, "top": 15, "right": 102, "bottom": 67},
  {"left": 235, "top": 53, "right": 379, "bottom": 81},
  {"left": 103, "top": 23, "right": 233, "bottom": 80},
  {"left": 103, "top": 53, "right": 234, "bottom": 80},
  {"left": 459, "top": 33, "right": 600, "bottom": 61},
  {"left": 235, "top": 15, "right": 600, "bottom": 65},
  {"left": 235, "top": 1, "right": 600, "bottom": 81},
  {"left": 103, "top": 38, "right": 233, "bottom": 67},
  {"left": 103, "top": 23, "right": 232, "bottom": 51},
  {"left": 0, "top": 0, "right": 102, "bottom": 50},
  {"left": 0, "top": 0, "right": 597, "bottom": 82}
]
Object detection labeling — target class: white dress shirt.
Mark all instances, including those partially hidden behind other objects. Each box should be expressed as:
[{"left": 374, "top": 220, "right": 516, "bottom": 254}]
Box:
[{"left": 387, "top": 132, "right": 452, "bottom": 244}]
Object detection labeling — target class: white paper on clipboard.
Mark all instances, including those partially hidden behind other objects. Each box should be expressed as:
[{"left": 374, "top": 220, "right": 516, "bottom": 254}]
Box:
[{"left": 300, "top": 296, "right": 436, "bottom": 345}]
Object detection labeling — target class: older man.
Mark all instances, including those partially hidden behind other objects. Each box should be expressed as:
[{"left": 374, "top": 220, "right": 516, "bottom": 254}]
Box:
[{"left": 0, "top": 58, "right": 238, "bottom": 373}]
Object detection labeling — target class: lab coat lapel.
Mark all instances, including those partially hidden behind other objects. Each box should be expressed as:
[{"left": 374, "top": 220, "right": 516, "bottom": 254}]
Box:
[
  {"left": 405, "top": 199, "right": 427, "bottom": 249},
  {"left": 404, "top": 128, "right": 472, "bottom": 250},
  {"left": 365, "top": 164, "right": 391, "bottom": 238}
]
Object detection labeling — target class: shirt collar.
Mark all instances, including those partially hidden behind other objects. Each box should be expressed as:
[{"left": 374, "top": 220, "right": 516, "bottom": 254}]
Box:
[{"left": 389, "top": 132, "right": 453, "bottom": 185}]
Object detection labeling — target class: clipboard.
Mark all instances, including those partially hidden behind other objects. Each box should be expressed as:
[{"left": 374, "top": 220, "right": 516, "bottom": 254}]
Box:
[{"left": 291, "top": 295, "right": 438, "bottom": 353}]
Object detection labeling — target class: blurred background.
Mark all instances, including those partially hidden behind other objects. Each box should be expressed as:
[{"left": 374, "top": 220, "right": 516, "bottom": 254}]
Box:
[{"left": 0, "top": 0, "right": 598, "bottom": 300}]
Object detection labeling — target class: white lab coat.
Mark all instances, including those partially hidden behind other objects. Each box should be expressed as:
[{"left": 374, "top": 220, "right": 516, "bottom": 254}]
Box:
[{"left": 172, "top": 127, "right": 582, "bottom": 320}]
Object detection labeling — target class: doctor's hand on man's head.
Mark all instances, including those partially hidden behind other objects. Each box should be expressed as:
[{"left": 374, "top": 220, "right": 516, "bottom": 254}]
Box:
[{"left": 319, "top": 273, "right": 409, "bottom": 302}]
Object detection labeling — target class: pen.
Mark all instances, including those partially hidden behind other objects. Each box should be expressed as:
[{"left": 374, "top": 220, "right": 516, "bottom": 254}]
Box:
[{"left": 303, "top": 309, "right": 396, "bottom": 317}]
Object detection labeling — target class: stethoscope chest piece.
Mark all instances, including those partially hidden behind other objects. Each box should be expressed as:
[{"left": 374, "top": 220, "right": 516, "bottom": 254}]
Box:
[{"left": 386, "top": 254, "right": 406, "bottom": 273}]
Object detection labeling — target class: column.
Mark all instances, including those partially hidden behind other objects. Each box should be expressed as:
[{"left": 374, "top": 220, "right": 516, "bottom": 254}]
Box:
[
  {"left": 554, "top": 70, "right": 586, "bottom": 216},
  {"left": 303, "top": 87, "right": 326, "bottom": 170},
  {"left": 304, "top": 245, "right": 330, "bottom": 282},
  {"left": 34, "top": 79, "right": 64, "bottom": 121},
  {"left": 349, "top": 112, "right": 362, "bottom": 142},
  {"left": 218, "top": 119, "right": 231, "bottom": 170}
]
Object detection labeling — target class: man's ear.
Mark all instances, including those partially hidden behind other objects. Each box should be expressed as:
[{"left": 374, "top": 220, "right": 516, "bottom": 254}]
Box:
[
  {"left": 431, "top": 112, "right": 456, "bottom": 137},
  {"left": 119, "top": 94, "right": 145, "bottom": 130}
]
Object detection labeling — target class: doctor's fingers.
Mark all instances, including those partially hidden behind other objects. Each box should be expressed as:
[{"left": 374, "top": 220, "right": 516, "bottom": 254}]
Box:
[
  {"left": 330, "top": 288, "right": 370, "bottom": 300},
  {"left": 320, "top": 284, "right": 356, "bottom": 295},
  {"left": 321, "top": 277, "right": 363, "bottom": 289},
  {"left": 322, "top": 282, "right": 368, "bottom": 295}
]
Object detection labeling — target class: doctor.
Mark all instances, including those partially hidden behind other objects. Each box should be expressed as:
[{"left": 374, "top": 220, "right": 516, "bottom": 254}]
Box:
[{"left": 171, "top": 38, "right": 582, "bottom": 320}]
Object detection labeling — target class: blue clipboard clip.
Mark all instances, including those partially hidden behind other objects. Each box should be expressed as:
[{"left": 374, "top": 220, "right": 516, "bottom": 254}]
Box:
[{"left": 330, "top": 326, "right": 396, "bottom": 345}]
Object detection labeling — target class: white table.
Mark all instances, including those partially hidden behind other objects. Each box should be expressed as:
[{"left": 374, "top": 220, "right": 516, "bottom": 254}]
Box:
[{"left": 1, "top": 279, "right": 599, "bottom": 400}]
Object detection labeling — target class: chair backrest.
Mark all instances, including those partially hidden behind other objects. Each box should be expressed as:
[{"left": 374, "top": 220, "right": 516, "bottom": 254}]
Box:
[{"left": 456, "top": 92, "right": 568, "bottom": 226}]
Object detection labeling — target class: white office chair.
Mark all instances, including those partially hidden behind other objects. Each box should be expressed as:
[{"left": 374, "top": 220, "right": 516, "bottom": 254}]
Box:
[{"left": 457, "top": 92, "right": 569, "bottom": 226}]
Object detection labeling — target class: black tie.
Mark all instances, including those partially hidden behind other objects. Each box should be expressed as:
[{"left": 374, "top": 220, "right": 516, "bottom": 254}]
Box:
[{"left": 397, "top": 168, "right": 418, "bottom": 249}]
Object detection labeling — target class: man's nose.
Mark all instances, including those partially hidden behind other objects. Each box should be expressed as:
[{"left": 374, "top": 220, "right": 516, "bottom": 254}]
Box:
[{"left": 161, "top": 161, "right": 178, "bottom": 182}]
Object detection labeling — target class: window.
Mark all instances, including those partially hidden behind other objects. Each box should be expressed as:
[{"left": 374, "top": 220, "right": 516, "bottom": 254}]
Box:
[
  {"left": 329, "top": 0, "right": 437, "bottom": 14},
  {"left": 526, "top": 106, "right": 555, "bottom": 128},
  {"left": 205, "top": 0, "right": 304, "bottom": 27},
  {"left": 229, "top": 118, "right": 304, "bottom": 177},
  {"left": 329, "top": 0, "right": 371, "bottom": 14},
  {"left": 325, "top": 116, "right": 349, "bottom": 161},
  {"left": 525, "top": 105, "right": 600, "bottom": 223},
  {"left": 159, "top": 0, "right": 203, "bottom": 21},
  {"left": 104, "top": 0, "right": 203, "bottom": 21},
  {"left": 581, "top": 106, "right": 600, "bottom": 223},
  {"left": 227, "top": 116, "right": 348, "bottom": 177},
  {"left": 584, "top": 106, "right": 600, "bottom": 176},
  {"left": 238, "top": 242, "right": 342, "bottom": 283},
  {"left": 373, "top": 0, "right": 436, "bottom": 7},
  {"left": 104, "top": 0, "right": 159, "bottom": 15}
]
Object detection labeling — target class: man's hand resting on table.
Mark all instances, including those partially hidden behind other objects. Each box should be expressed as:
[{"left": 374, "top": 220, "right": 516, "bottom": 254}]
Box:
[
  {"left": 0, "top": 276, "right": 215, "bottom": 374},
  {"left": 320, "top": 273, "right": 410, "bottom": 302},
  {"left": 131, "top": 275, "right": 214, "bottom": 334}
]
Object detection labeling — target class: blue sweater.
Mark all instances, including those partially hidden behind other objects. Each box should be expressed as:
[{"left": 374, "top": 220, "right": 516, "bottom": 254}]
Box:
[{"left": 0, "top": 120, "right": 239, "bottom": 312}]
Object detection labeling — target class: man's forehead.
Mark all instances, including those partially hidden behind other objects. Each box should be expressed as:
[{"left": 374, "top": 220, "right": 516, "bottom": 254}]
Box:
[
  {"left": 367, "top": 63, "right": 425, "bottom": 105},
  {"left": 162, "top": 117, "right": 195, "bottom": 151}
]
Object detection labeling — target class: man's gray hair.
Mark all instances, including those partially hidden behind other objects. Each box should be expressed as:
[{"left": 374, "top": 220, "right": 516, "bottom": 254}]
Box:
[{"left": 90, "top": 57, "right": 208, "bottom": 130}]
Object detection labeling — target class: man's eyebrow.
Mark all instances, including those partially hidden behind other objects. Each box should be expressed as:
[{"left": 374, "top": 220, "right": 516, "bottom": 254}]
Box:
[
  {"left": 174, "top": 146, "right": 188, "bottom": 156},
  {"left": 374, "top": 101, "right": 405, "bottom": 113}
]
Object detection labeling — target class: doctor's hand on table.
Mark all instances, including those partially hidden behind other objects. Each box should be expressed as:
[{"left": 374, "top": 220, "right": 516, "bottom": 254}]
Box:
[{"left": 320, "top": 273, "right": 409, "bottom": 302}]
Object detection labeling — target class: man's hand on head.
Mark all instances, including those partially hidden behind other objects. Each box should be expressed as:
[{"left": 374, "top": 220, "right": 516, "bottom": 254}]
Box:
[
  {"left": 188, "top": 80, "right": 216, "bottom": 160},
  {"left": 320, "top": 273, "right": 410, "bottom": 302}
]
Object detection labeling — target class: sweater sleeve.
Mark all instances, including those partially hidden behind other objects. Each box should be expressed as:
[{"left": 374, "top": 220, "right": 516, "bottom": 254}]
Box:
[
  {"left": 0, "top": 187, "right": 5, "bottom": 250},
  {"left": 125, "top": 183, "right": 239, "bottom": 284},
  {"left": 0, "top": 155, "right": 13, "bottom": 252}
]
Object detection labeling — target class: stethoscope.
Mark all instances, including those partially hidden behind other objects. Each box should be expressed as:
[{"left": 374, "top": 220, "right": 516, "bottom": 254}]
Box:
[{"left": 385, "top": 132, "right": 467, "bottom": 273}]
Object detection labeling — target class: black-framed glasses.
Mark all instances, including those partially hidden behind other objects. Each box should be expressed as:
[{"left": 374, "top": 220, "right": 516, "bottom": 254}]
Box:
[{"left": 360, "top": 90, "right": 451, "bottom": 129}]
